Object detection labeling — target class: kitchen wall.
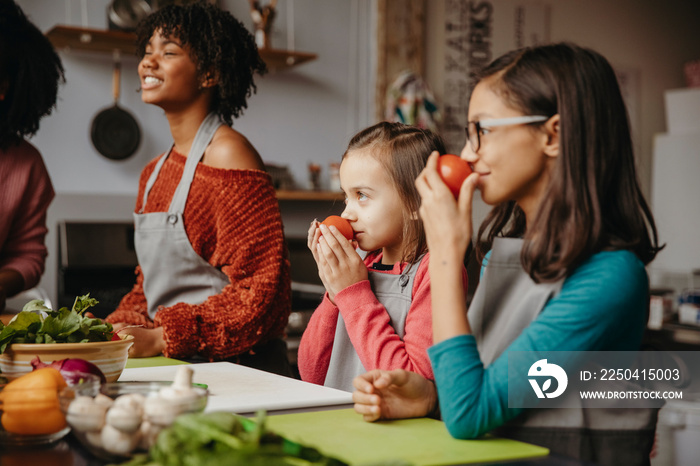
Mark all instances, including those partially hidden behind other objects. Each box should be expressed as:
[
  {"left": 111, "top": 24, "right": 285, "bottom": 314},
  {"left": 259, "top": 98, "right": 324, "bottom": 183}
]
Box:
[
  {"left": 426, "top": 0, "right": 700, "bottom": 201},
  {"left": 17, "top": 0, "right": 375, "bottom": 195},
  {"left": 12, "top": 0, "right": 700, "bottom": 305}
]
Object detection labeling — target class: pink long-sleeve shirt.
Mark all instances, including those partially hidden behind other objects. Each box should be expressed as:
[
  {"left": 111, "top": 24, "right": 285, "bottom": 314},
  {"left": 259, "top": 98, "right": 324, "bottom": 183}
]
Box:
[
  {"left": 0, "top": 140, "right": 55, "bottom": 290},
  {"left": 298, "top": 251, "right": 468, "bottom": 385}
]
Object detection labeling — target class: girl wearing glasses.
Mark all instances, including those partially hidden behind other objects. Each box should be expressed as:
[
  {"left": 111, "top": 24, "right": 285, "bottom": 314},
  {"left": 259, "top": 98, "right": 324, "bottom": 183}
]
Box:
[
  {"left": 353, "top": 42, "right": 661, "bottom": 464},
  {"left": 298, "top": 122, "right": 468, "bottom": 392}
]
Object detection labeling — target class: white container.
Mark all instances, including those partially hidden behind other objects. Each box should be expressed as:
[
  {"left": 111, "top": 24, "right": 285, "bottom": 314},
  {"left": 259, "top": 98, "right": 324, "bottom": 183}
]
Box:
[
  {"left": 648, "top": 289, "right": 675, "bottom": 330},
  {"left": 653, "top": 398, "right": 700, "bottom": 466},
  {"left": 665, "top": 88, "right": 700, "bottom": 133},
  {"left": 651, "top": 132, "right": 700, "bottom": 273},
  {"left": 678, "top": 304, "right": 700, "bottom": 327}
]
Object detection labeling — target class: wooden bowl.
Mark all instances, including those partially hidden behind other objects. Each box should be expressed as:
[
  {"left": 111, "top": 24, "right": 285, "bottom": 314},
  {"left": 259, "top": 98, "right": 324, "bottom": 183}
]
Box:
[{"left": 0, "top": 338, "right": 133, "bottom": 382}]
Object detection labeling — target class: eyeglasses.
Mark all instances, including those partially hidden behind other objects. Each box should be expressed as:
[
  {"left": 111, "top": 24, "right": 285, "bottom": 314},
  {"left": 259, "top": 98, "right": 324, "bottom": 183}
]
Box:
[{"left": 465, "top": 115, "right": 549, "bottom": 152}]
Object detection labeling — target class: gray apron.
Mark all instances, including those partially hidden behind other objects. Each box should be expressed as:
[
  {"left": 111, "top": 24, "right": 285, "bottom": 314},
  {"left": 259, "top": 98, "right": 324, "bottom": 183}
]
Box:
[
  {"left": 470, "top": 237, "right": 656, "bottom": 464},
  {"left": 324, "top": 255, "right": 425, "bottom": 392},
  {"left": 135, "top": 113, "right": 230, "bottom": 320}
]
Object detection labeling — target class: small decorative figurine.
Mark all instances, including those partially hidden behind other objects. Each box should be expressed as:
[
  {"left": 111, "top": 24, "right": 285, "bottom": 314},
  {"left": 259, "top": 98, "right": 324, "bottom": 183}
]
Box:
[{"left": 249, "top": 0, "right": 277, "bottom": 49}]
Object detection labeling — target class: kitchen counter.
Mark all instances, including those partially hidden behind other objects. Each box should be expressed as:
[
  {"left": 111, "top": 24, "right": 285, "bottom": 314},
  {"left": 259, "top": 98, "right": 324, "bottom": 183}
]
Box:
[{"left": 0, "top": 358, "right": 596, "bottom": 466}]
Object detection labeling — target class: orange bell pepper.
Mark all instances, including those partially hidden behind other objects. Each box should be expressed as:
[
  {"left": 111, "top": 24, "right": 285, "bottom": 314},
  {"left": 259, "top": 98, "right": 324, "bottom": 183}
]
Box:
[{"left": 0, "top": 367, "right": 67, "bottom": 435}]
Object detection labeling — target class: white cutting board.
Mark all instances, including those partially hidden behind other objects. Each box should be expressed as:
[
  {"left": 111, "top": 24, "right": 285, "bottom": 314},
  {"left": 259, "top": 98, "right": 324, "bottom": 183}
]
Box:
[{"left": 118, "top": 362, "right": 353, "bottom": 415}]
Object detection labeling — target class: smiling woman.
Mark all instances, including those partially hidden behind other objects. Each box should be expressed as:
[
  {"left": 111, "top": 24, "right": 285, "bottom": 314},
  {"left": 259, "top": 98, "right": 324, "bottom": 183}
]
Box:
[{"left": 104, "top": 2, "right": 293, "bottom": 377}]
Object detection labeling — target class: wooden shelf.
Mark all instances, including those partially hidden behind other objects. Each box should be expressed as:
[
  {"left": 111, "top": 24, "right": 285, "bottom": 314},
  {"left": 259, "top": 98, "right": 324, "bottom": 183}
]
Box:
[
  {"left": 257, "top": 48, "right": 317, "bottom": 71},
  {"left": 45, "top": 25, "right": 317, "bottom": 71},
  {"left": 275, "top": 190, "right": 344, "bottom": 201},
  {"left": 46, "top": 25, "right": 136, "bottom": 55}
]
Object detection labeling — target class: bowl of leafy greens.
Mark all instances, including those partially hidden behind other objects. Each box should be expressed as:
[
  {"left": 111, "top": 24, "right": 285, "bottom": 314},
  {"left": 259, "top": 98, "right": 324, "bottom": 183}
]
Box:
[{"left": 0, "top": 295, "right": 132, "bottom": 382}]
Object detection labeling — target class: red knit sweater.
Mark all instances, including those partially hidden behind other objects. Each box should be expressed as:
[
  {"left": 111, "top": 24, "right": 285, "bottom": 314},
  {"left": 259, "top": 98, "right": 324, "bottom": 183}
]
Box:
[{"left": 106, "top": 150, "right": 291, "bottom": 360}]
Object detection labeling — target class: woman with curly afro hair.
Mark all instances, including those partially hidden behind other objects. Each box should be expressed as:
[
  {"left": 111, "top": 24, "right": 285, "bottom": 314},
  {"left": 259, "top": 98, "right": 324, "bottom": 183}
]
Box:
[
  {"left": 106, "top": 1, "right": 293, "bottom": 377},
  {"left": 0, "top": 0, "right": 62, "bottom": 316}
]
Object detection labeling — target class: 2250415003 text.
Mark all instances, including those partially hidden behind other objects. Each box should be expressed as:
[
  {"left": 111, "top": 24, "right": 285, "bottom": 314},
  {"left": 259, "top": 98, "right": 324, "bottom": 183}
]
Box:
[{"left": 580, "top": 368, "right": 681, "bottom": 381}]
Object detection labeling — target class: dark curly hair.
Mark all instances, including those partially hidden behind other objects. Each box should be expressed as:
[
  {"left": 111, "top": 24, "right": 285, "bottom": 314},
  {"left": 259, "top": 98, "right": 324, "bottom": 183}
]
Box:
[
  {"left": 136, "top": 1, "right": 266, "bottom": 126},
  {"left": 0, "top": 0, "right": 65, "bottom": 150}
]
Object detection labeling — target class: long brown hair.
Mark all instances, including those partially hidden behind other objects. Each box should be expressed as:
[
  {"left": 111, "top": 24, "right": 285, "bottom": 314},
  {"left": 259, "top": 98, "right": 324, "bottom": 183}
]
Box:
[
  {"left": 343, "top": 122, "right": 446, "bottom": 265},
  {"left": 475, "top": 43, "right": 662, "bottom": 282}
]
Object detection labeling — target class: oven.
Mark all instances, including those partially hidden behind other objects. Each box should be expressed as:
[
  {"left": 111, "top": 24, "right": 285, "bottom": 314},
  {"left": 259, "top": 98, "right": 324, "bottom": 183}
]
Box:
[{"left": 57, "top": 221, "right": 138, "bottom": 319}]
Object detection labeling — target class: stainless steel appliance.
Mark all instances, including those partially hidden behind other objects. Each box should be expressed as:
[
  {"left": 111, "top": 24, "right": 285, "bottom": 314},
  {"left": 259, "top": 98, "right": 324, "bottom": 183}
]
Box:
[{"left": 57, "top": 221, "right": 138, "bottom": 319}]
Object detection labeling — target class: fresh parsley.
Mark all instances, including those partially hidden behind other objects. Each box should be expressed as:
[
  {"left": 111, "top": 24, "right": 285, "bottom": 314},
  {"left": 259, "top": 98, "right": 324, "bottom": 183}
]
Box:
[{"left": 0, "top": 294, "right": 113, "bottom": 354}]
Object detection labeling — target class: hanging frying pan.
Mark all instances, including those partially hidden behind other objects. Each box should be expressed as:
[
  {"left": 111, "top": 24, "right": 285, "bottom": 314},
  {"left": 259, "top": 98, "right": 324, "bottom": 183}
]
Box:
[{"left": 91, "top": 57, "right": 141, "bottom": 160}]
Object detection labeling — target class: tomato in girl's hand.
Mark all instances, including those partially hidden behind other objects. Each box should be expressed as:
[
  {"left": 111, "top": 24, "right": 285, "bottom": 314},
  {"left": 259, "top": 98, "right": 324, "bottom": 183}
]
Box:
[
  {"left": 437, "top": 154, "right": 472, "bottom": 198},
  {"left": 321, "top": 215, "right": 354, "bottom": 240}
]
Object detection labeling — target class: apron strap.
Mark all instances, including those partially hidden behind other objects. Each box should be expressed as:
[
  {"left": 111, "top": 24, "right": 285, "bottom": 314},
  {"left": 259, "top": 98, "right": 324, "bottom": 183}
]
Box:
[
  {"left": 139, "top": 145, "right": 173, "bottom": 214},
  {"left": 169, "top": 112, "right": 224, "bottom": 214}
]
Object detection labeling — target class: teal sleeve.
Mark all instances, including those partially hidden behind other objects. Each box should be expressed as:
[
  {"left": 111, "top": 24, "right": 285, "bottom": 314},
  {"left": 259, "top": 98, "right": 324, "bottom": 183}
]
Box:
[{"left": 428, "top": 250, "right": 649, "bottom": 439}]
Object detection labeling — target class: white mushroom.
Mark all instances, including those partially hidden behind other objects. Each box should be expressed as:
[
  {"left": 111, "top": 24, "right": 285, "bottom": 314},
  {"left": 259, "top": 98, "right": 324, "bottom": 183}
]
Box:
[
  {"left": 143, "top": 395, "right": 178, "bottom": 426},
  {"left": 112, "top": 392, "right": 145, "bottom": 414},
  {"left": 138, "top": 420, "right": 162, "bottom": 450},
  {"left": 158, "top": 366, "right": 199, "bottom": 407},
  {"left": 86, "top": 430, "right": 103, "bottom": 449},
  {"left": 94, "top": 393, "right": 115, "bottom": 409},
  {"left": 66, "top": 396, "right": 108, "bottom": 432},
  {"left": 105, "top": 404, "right": 142, "bottom": 433},
  {"left": 101, "top": 424, "right": 140, "bottom": 456}
]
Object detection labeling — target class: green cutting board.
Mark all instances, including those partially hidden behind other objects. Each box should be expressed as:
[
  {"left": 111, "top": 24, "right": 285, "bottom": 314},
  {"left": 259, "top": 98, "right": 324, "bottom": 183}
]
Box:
[
  {"left": 125, "top": 356, "right": 189, "bottom": 368},
  {"left": 266, "top": 408, "right": 548, "bottom": 465}
]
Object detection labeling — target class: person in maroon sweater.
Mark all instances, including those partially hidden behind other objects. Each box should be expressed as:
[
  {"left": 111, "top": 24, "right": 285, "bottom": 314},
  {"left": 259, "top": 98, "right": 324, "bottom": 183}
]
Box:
[
  {"left": 105, "top": 2, "right": 292, "bottom": 376},
  {"left": 0, "top": 0, "right": 62, "bottom": 315}
]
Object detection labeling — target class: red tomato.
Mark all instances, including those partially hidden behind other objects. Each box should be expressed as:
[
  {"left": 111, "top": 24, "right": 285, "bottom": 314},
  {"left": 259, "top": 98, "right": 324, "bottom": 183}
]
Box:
[
  {"left": 321, "top": 215, "right": 354, "bottom": 240},
  {"left": 437, "top": 154, "right": 472, "bottom": 198}
]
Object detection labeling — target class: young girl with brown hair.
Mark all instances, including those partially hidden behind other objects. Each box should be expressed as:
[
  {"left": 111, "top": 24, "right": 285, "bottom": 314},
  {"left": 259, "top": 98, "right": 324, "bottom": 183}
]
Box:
[{"left": 298, "top": 122, "right": 468, "bottom": 392}]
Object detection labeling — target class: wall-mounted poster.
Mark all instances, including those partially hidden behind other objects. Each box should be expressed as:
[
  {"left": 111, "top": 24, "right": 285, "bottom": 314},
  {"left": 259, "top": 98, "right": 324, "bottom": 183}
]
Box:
[{"left": 442, "top": 1, "right": 550, "bottom": 153}]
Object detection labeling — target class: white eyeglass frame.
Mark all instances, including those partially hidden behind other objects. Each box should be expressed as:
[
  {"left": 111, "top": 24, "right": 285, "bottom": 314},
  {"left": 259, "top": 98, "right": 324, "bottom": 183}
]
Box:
[{"left": 465, "top": 115, "right": 549, "bottom": 151}]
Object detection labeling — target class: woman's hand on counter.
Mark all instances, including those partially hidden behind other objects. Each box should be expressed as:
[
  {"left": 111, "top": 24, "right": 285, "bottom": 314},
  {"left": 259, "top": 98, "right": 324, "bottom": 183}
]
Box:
[
  {"left": 352, "top": 369, "right": 437, "bottom": 422},
  {"left": 113, "top": 323, "right": 165, "bottom": 358}
]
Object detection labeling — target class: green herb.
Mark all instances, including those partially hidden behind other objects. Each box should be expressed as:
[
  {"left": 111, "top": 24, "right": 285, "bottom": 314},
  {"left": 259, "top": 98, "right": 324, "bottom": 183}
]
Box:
[
  {"left": 0, "top": 294, "right": 112, "bottom": 353},
  {"left": 117, "top": 411, "right": 349, "bottom": 466}
]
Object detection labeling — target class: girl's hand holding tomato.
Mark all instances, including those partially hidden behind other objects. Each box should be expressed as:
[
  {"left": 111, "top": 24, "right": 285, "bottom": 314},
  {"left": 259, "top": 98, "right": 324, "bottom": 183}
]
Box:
[
  {"left": 307, "top": 219, "right": 366, "bottom": 303},
  {"left": 415, "top": 151, "right": 478, "bottom": 260}
]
